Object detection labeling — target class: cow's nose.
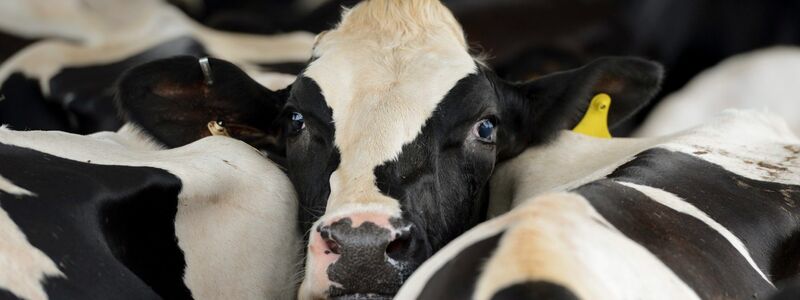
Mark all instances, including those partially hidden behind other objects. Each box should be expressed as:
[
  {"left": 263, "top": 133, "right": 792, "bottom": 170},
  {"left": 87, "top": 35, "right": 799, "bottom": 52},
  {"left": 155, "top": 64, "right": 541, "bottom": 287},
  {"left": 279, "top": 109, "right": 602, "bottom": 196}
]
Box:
[{"left": 310, "top": 212, "right": 414, "bottom": 296}]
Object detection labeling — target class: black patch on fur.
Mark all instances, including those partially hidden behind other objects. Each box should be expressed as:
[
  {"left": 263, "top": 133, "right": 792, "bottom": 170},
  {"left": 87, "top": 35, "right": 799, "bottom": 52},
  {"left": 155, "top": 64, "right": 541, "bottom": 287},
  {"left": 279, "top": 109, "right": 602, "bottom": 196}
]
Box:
[
  {"left": 256, "top": 62, "right": 308, "bottom": 75},
  {"left": 417, "top": 232, "right": 504, "bottom": 300},
  {"left": 606, "top": 148, "right": 800, "bottom": 281},
  {"left": 285, "top": 76, "right": 339, "bottom": 236},
  {"left": 373, "top": 73, "right": 497, "bottom": 264},
  {"left": 0, "top": 31, "right": 37, "bottom": 63},
  {"left": 0, "top": 143, "right": 189, "bottom": 299},
  {"left": 325, "top": 218, "right": 401, "bottom": 297},
  {"left": 496, "top": 57, "right": 663, "bottom": 160},
  {"left": 0, "top": 73, "right": 72, "bottom": 131},
  {"left": 50, "top": 36, "right": 206, "bottom": 134},
  {"left": 576, "top": 177, "right": 776, "bottom": 299},
  {"left": 771, "top": 277, "right": 800, "bottom": 300},
  {"left": 0, "top": 288, "right": 23, "bottom": 300},
  {"left": 490, "top": 281, "right": 580, "bottom": 300}
]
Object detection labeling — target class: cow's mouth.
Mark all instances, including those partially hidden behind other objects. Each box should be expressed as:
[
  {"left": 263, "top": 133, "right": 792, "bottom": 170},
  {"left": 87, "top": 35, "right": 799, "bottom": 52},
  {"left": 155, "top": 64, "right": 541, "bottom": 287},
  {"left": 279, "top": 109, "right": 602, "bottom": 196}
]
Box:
[{"left": 330, "top": 294, "right": 393, "bottom": 300}]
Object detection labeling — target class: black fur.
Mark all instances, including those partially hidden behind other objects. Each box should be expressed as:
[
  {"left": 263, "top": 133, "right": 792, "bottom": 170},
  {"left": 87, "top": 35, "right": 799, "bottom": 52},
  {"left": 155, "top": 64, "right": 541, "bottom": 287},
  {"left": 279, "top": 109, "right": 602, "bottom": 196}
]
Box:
[
  {"left": 324, "top": 218, "right": 403, "bottom": 297},
  {"left": 0, "top": 143, "right": 189, "bottom": 299},
  {"left": 490, "top": 281, "right": 580, "bottom": 300},
  {"left": 116, "top": 55, "right": 288, "bottom": 154}
]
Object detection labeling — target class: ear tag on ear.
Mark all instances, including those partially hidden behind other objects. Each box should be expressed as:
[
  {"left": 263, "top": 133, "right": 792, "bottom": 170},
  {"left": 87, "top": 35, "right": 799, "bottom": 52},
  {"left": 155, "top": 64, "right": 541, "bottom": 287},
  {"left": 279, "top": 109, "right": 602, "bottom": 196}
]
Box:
[
  {"left": 207, "top": 120, "right": 230, "bottom": 137},
  {"left": 572, "top": 93, "right": 612, "bottom": 138}
]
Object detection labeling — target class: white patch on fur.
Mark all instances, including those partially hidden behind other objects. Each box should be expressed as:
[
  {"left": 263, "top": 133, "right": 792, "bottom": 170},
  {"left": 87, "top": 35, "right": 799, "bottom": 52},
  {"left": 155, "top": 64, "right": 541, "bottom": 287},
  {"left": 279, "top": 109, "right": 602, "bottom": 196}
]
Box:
[
  {"left": 0, "top": 207, "right": 64, "bottom": 300},
  {"left": 0, "top": 127, "right": 300, "bottom": 299},
  {"left": 490, "top": 131, "right": 667, "bottom": 216},
  {"left": 0, "top": 176, "right": 61, "bottom": 300},
  {"left": 618, "top": 181, "right": 773, "bottom": 286},
  {"left": 0, "top": 0, "right": 313, "bottom": 96},
  {"left": 492, "top": 110, "right": 800, "bottom": 215},
  {"left": 636, "top": 47, "right": 800, "bottom": 137},
  {"left": 660, "top": 110, "right": 800, "bottom": 185},
  {"left": 0, "top": 175, "right": 35, "bottom": 197}
]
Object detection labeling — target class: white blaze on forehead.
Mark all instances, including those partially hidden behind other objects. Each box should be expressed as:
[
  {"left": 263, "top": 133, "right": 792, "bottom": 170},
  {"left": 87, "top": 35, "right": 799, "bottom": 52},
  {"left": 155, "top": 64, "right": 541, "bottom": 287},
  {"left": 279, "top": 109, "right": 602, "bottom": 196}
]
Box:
[{"left": 304, "top": 0, "right": 476, "bottom": 210}]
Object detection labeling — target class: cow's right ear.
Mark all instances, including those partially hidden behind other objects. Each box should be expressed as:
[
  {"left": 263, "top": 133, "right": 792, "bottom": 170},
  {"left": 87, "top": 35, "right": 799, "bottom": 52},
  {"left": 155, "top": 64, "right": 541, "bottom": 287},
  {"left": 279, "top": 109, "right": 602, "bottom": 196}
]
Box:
[{"left": 116, "top": 56, "right": 289, "bottom": 154}]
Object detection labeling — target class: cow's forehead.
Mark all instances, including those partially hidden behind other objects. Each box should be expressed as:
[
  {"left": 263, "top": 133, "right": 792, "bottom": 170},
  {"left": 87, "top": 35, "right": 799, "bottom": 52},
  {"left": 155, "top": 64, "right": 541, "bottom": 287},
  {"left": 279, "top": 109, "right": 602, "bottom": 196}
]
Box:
[{"left": 302, "top": 0, "right": 477, "bottom": 209}]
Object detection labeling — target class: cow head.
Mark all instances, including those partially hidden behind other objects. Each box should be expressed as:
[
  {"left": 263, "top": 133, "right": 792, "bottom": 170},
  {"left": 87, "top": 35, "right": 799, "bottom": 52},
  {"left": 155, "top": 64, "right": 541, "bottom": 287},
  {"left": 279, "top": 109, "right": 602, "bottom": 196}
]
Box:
[{"left": 116, "top": 0, "right": 662, "bottom": 298}]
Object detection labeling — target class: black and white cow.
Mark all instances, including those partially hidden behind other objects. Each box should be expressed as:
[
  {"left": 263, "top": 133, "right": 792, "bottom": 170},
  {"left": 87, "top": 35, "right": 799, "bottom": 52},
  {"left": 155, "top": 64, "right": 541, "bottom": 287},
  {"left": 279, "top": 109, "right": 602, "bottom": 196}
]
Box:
[
  {"left": 0, "top": 126, "right": 300, "bottom": 299},
  {"left": 113, "top": 0, "right": 663, "bottom": 298},
  {"left": 0, "top": 0, "right": 313, "bottom": 134},
  {"left": 395, "top": 110, "right": 800, "bottom": 299}
]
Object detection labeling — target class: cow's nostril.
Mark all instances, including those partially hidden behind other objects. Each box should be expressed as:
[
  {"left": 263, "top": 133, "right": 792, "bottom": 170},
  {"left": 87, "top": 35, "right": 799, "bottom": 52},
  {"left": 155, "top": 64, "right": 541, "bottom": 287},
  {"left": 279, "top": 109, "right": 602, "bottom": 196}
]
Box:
[
  {"left": 325, "top": 239, "right": 341, "bottom": 255},
  {"left": 386, "top": 230, "right": 411, "bottom": 260}
]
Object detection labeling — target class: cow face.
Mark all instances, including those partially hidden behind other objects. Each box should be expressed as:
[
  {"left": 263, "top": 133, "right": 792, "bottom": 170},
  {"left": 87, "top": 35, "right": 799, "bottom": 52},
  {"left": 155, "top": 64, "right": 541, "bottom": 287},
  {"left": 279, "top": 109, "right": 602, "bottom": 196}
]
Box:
[{"left": 116, "top": 1, "right": 662, "bottom": 298}]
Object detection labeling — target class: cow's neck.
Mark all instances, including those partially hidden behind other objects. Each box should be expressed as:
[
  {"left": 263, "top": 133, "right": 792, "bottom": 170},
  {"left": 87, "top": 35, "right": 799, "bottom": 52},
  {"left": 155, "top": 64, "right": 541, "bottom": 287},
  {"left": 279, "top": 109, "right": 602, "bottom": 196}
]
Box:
[{"left": 489, "top": 131, "right": 665, "bottom": 216}]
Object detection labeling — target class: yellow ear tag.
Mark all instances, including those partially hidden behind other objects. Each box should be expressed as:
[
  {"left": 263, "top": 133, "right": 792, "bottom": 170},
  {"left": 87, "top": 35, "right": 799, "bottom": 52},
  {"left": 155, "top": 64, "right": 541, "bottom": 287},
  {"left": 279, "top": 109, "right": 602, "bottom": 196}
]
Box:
[{"left": 572, "top": 93, "right": 612, "bottom": 138}]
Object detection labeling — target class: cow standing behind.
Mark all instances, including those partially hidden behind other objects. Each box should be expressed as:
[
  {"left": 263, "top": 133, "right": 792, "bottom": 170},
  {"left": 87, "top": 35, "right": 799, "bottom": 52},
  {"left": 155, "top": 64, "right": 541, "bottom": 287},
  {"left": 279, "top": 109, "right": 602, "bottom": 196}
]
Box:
[{"left": 0, "top": 126, "right": 300, "bottom": 299}]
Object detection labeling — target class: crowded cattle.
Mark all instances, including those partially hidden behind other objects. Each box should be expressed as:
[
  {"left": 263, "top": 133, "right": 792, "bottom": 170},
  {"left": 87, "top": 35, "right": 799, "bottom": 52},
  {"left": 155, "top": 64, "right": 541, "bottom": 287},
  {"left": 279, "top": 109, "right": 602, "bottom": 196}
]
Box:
[
  {"left": 0, "top": 0, "right": 313, "bottom": 134},
  {"left": 398, "top": 110, "right": 800, "bottom": 299},
  {"left": 2, "top": 0, "right": 800, "bottom": 299},
  {"left": 0, "top": 125, "right": 299, "bottom": 299}
]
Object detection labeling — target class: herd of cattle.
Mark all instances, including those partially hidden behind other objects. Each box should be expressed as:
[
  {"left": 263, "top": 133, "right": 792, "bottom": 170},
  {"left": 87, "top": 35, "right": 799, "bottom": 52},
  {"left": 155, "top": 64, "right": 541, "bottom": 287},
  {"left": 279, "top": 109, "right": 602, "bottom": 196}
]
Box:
[{"left": 1, "top": 0, "right": 800, "bottom": 299}]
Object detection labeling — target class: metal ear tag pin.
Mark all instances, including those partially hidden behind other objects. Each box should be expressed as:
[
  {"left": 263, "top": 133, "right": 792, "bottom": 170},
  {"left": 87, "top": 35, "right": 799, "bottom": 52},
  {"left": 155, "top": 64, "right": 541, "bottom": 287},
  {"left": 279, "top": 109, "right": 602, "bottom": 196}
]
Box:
[{"left": 199, "top": 57, "right": 214, "bottom": 85}]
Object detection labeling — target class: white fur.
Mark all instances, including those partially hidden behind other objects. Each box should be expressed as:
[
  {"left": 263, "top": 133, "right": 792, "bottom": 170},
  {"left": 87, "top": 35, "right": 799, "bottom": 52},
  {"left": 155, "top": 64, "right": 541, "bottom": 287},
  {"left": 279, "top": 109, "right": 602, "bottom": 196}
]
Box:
[
  {"left": 0, "top": 175, "right": 35, "bottom": 197},
  {"left": 618, "top": 182, "right": 772, "bottom": 285},
  {"left": 0, "top": 128, "right": 301, "bottom": 299},
  {"left": 636, "top": 47, "right": 800, "bottom": 137}
]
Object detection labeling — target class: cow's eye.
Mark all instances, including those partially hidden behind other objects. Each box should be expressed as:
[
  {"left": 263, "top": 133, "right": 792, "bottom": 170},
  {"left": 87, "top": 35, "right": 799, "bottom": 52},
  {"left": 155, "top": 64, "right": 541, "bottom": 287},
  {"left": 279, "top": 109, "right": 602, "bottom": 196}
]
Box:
[
  {"left": 473, "top": 119, "right": 496, "bottom": 143},
  {"left": 289, "top": 112, "right": 305, "bottom": 135}
]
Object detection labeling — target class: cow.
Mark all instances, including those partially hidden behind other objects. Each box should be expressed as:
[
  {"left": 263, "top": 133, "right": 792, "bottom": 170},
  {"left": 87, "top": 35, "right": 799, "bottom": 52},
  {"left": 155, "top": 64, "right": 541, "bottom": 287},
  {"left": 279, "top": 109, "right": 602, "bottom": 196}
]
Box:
[
  {"left": 0, "top": 125, "right": 300, "bottom": 299},
  {"left": 395, "top": 110, "right": 800, "bottom": 299},
  {"left": 0, "top": 0, "right": 314, "bottom": 134},
  {"left": 112, "top": 0, "right": 664, "bottom": 298},
  {"left": 635, "top": 47, "right": 800, "bottom": 137}
]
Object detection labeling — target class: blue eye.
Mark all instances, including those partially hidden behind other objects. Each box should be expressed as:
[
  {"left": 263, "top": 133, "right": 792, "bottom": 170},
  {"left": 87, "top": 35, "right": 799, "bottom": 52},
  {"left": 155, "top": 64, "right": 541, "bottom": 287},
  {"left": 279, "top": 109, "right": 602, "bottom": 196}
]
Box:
[
  {"left": 474, "top": 119, "right": 496, "bottom": 143},
  {"left": 289, "top": 112, "right": 305, "bottom": 134}
]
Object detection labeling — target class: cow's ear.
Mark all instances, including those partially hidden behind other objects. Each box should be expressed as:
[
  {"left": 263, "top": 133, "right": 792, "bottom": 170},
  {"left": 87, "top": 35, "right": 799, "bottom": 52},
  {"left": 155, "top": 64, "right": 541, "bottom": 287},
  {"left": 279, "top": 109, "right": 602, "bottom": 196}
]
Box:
[
  {"left": 116, "top": 56, "right": 289, "bottom": 154},
  {"left": 497, "top": 57, "right": 663, "bottom": 159}
]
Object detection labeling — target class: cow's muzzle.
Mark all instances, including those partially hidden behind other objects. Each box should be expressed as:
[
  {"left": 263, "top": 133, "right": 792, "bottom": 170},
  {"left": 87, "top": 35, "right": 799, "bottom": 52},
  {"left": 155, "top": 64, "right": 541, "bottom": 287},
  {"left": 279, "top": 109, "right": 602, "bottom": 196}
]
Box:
[{"left": 307, "top": 211, "right": 418, "bottom": 298}]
